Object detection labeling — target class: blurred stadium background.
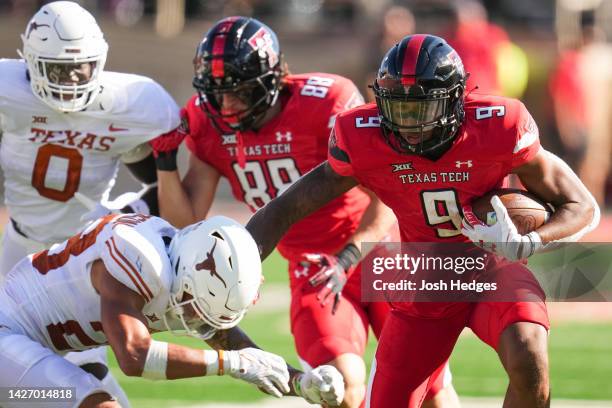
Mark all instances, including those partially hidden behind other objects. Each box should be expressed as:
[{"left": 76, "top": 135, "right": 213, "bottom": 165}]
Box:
[{"left": 0, "top": 0, "right": 611, "bottom": 407}]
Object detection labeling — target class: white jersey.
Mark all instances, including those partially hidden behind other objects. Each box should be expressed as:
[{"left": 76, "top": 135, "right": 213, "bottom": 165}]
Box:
[
  {"left": 0, "top": 59, "right": 180, "bottom": 244},
  {"left": 0, "top": 214, "right": 176, "bottom": 354}
]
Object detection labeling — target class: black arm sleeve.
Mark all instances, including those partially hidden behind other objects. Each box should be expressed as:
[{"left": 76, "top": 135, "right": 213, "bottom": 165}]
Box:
[{"left": 124, "top": 154, "right": 159, "bottom": 216}]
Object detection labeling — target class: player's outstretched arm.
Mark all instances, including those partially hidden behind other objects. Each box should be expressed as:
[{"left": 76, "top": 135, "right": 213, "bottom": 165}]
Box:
[
  {"left": 94, "top": 259, "right": 291, "bottom": 396},
  {"left": 246, "top": 161, "right": 358, "bottom": 260},
  {"left": 512, "top": 149, "right": 600, "bottom": 243}
]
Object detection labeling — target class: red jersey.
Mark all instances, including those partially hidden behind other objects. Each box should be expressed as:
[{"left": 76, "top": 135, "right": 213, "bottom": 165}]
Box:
[
  {"left": 184, "top": 73, "right": 369, "bottom": 260},
  {"left": 328, "top": 93, "right": 541, "bottom": 243}
]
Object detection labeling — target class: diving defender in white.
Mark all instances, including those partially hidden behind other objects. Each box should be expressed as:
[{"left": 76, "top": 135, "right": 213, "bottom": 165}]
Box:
[{"left": 0, "top": 214, "right": 344, "bottom": 407}]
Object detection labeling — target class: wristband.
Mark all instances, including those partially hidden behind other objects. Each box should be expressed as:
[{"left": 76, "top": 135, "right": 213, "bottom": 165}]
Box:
[
  {"left": 154, "top": 149, "right": 178, "bottom": 171},
  {"left": 142, "top": 340, "right": 168, "bottom": 380},
  {"left": 203, "top": 349, "right": 220, "bottom": 376},
  {"left": 525, "top": 231, "right": 542, "bottom": 258},
  {"left": 335, "top": 243, "right": 362, "bottom": 271}
]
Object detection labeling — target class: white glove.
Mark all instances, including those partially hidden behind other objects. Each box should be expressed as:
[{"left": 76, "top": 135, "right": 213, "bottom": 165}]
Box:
[
  {"left": 461, "top": 196, "right": 542, "bottom": 261},
  {"left": 224, "top": 348, "right": 290, "bottom": 398},
  {"left": 295, "top": 365, "right": 345, "bottom": 406},
  {"left": 75, "top": 186, "right": 153, "bottom": 224}
]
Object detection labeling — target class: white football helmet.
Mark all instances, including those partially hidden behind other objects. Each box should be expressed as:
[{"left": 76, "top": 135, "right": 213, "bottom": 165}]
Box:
[
  {"left": 20, "top": 1, "right": 108, "bottom": 112},
  {"left": 165, "top": 216, "right": 262, "bottom": 339}
]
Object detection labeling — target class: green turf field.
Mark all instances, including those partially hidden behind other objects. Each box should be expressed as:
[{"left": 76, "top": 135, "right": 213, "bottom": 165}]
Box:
[{"left": 108, "top": 251, "right": 612, "bottom": 407}]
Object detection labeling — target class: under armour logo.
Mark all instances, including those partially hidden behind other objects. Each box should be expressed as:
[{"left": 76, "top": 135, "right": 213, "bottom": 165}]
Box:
[
  {"left": 294, "top": 262, "right": 310, "bottom": 279},
  {"left": 275, "top": 131, "right": 292, "bottom": 142},
  {"left": 222, "top": 134, "right": 236, "bottom": 145},
  {"left": 32, "top": 116, "right": 47, "bottom": 124},
  {"left": 196, "top": 239, "right": 227, "bottom": 287},
  {"left": 455, "top": 160, "right": 473, "bottom": 168}
]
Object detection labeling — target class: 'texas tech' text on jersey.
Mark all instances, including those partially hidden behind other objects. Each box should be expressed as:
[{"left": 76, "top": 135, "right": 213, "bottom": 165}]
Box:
[{"left": 328, "top": 93, "right": 541, "bottom": 242}]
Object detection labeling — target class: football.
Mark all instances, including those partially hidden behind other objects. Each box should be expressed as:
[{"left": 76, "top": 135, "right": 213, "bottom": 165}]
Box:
[{"left": 469, "top": 188, "right": 552, "bottom": 235}]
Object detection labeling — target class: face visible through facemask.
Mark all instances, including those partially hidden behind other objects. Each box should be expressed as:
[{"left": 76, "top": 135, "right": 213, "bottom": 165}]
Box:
[
  {"left": 44, "top": 61, "right": 95, "bottom": 100},
  {"left": 209, "top": 81, "right": 260, "bottom": 124},
  {"left": 384, "top": 98, "right": 446, "bottom": 145},
  {"left": 166, "top": 292, "right": 218, "bottom": 340}
]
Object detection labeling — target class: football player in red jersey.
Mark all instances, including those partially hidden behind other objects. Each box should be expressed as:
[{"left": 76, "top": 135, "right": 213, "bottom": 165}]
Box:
[
  {"left": 151, "top": 18, "right": 459, "bottom": 408},
  {"left": 245, "top": 34, "right": 600, "bottom": 407}
]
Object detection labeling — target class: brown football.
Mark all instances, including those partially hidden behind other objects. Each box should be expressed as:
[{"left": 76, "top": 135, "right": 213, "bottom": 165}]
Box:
[{"left": 469, "top": 188, "right": 552, "bottom": 235}]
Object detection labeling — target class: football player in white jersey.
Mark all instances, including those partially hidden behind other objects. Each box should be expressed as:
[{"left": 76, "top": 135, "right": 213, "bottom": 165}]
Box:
[
  {"left": 0, "top": 214, "right": 345, "bottom": 408},
  {"left": 0, "top": 0, "right": 178, "bottom": 274},
  {"left": 0, "top": 1, "right": 180, "bottom": 406}
]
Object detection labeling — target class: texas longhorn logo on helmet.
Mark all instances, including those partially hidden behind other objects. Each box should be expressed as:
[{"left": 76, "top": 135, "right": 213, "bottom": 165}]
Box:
[{"left": 195, "top": 239, "right": 227, "bottom": 287}]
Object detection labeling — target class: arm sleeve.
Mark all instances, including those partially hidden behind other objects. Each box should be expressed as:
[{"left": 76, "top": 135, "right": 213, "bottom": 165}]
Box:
[{"left": 99, "top": 225, "right": 166, "bottom": 304}]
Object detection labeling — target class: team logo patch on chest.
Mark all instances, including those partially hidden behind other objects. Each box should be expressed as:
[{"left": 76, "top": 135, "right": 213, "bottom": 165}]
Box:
[
  {"left": 391, "top": 162, "right": 414, "bottom": 172},
  {"left": 222, "top": 134, "right": 237, "bottom": 145}
]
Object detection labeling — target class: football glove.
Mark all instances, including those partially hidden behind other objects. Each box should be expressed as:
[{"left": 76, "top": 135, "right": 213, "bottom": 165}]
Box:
[
  {"left": 294, "top": 365, "right": 345, "bottom": 406},
  {"left": 224, "top": 348, "right": 290, "bottom": 398},
  {"left": 305, "top": 253, "right": 348, "bottom": 315},
  {"left": 149, "top": 112, "right": 188, "bottom": 171},
  {"left": 461, "top": 195, "right": 542, "bottom": 261},
  {"left": 305, "top": 244, "right": 361, "bottom": 314}
]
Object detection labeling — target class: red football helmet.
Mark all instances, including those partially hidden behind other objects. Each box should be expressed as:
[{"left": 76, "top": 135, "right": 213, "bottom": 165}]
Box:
[
  {"left": 373, "top": 34, "right": 467, "bottom": 159},
  {"left": 192, "top": 16, "right": 283, "bottom": 133}
]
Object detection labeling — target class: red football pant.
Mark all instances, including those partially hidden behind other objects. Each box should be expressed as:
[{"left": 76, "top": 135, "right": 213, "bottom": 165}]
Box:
[
  {"left": 366, "top": 261, "right": 550, "bottom": 408},
  {"left": 289, "top": 260, "right": 450, "bottom": 400}
]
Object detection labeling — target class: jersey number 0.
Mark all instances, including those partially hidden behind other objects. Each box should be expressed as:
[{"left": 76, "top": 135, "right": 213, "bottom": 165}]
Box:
[{"left": 31, "top": 144, "right": 83, "bottom": 202}]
